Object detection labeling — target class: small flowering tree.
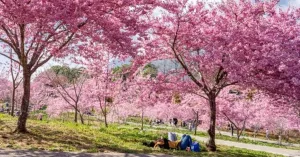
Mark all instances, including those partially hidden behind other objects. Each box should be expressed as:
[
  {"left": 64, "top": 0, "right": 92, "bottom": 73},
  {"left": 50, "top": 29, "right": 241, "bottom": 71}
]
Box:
[
  {"left": 84, "top": 57, "right": 120, "bottom": 127},
  {"left": 45, "top": 67, "right": 87, "bottom": 124}
]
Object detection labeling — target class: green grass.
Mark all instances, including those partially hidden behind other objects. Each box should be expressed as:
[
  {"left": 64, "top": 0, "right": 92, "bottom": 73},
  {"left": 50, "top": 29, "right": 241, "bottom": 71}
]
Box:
[
  {"left": 0, "top": 113, "right": 282, "bottom": 157},
  {"left": 130, "top": 122, "right": 300, "bottom": 150}
]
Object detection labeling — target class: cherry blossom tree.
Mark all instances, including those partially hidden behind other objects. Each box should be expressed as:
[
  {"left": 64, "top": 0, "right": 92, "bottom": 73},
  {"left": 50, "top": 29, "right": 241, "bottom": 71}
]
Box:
[
  {"left": 122, "top": 77, "right": 157, "bottom": 130},
  {"left": 0, "top": 0, "right": 160, "bottom": 133},
  {"left": 263, "top": 97, "right": 300, "bottom": 144},
  {"left": 180, "top": 94, "right": 209, "bottom": 135},
  {"left": 44, "top": 67, "right": 87, "bottom": 124},
  {"left": 30, "top": 72, "right": 53, "bottom": 111},
  {"left": 142, "top": 0, "right": 300, "bottom": 151},
  {"left": 84, "top": 56, "right": 120, "bottom": 127},
  {"left": 217, "top": 88, "right": 261, "bottom": 140},
  {"left": 112, "top": 62, "right": 159, "bottom": 130}
]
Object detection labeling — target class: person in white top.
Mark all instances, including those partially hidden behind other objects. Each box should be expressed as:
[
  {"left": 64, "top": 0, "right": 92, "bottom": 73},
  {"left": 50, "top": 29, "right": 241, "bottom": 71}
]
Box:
[{"left": 266, "top": 129, "right": 269, "bottom": 140}]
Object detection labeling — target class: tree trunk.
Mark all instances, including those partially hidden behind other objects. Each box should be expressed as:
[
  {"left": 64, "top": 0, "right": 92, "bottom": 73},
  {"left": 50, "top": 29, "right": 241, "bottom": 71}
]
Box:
[
  {"left": 207, "top": 94, "right": 217, "bottom": 151},
  {"left": 254, "top": 129, "right": 257, "bottom": 138},
  {"left": 278, "top": 131, "right": 283, "bottom": 145},
  {"left": 237, "top": 121, "right": 246, "bottom": 141},
  {"left": 279, "top": 134, "right": 282, "bottom": 145},
  {"left": 237, "top": 128, "right": 241, "bottom": 141},
  {"left": 62, "top": 114, "right": 65, "bottom": 123},
  {"left": 231, "top": 124, "right": 234, "bottom": 137},
  {"left": 104, "top": 112, "right": 108, "bottom": 127},
  {"left": 286, "top": 130, "right": 289, "bottom": 143},
  {"left": 74, "top": 110, "right": 78, "bottom": 123},
  {"left": 10, "top": 87, "right": 15, "bottom": 116},
  {"left": 194, "top": 111, "right": 199, "bottom": 135},
  {"left": 141, "top": 110, "right": 144, "bottom": 131},
  {"left": 79, "top": 113, "right": 84, "bottom": 124},
  {"left": 15, "top": 70, "right": 31, "bottom": 133}
]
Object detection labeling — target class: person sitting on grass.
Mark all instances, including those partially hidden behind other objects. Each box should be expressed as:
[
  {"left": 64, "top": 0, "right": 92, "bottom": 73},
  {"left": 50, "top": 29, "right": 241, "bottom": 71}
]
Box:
[
  {"left": 143, "top": 138, "right": 174, "bottom": 149},
  {"left": 143, "top": 134, "right": 193, "bottom": 151},
  {"left": 154, "top": 138, "right": 181, "bottom": 149}
]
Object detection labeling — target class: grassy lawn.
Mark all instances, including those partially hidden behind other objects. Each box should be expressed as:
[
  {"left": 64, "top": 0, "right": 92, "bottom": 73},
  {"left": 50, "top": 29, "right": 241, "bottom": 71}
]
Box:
[{"left": 0, "top": 113, "right": 282, "bottom": 157}]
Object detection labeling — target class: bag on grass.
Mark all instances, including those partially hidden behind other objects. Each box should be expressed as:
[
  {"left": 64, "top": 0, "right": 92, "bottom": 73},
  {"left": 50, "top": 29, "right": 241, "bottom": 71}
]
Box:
[
  {"left": 191, "top": 142, "right": 200, "bottom": 152},
  {"left": 168, "top": 132, "right": 177, "bottom": 141}
]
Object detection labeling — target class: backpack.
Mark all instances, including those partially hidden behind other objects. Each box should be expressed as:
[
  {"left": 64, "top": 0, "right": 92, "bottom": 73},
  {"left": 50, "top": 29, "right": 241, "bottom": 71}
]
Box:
[
  {"left": 168, "top": 132, "right": 177, "bottom": 141},
  {"left": 191, "top": 142, "right": 201, "bottom": 152}
]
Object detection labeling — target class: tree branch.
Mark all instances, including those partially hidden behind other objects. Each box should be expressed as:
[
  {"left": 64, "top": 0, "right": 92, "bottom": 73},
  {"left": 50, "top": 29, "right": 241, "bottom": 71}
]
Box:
[
  {"left": 0, "top": 52, "right": 20, "bottom": 64},
  {"left": 171, "top": 18, "right": 204, "bottom": 90}
]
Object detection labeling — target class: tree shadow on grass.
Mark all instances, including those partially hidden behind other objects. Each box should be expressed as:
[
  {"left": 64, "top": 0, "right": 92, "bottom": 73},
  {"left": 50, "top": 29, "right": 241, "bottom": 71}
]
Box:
[
  {"left": 0, "top": 122, "right": 158, "bottom": 154},
  {"left": 0, "top": 119, "right": 13, "bottom": 133},
  {"left": 0, "top": 149, "right": 174, "bottom": 157}
]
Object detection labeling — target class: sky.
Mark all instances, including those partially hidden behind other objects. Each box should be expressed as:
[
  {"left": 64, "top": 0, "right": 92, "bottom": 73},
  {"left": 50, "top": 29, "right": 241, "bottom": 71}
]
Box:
[
  {"left": 0, "top": 0, "right": 299, "bottom": 76},
  {"left": 279, "top": 0, "right": 300, "bottom": 8}
]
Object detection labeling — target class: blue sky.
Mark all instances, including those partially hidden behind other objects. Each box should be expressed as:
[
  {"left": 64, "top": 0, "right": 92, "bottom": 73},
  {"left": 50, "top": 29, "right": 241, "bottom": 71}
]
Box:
[
  {"left": 278, "top": 0, "right": 300, "bottom": 8},
  {"left": 279, "top": 0, "right": 288, "bottom": 5}
]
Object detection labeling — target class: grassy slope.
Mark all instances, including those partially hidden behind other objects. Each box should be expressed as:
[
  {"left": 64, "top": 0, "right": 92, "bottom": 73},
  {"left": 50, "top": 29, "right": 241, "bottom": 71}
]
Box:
[{"left": 0, "top": 114, "right": 281, "bottom": 157}]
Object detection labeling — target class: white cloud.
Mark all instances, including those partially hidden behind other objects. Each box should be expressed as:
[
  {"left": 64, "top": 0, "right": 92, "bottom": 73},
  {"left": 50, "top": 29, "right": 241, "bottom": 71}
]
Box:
[{"left": 288, "top": 0, "right": 300, "bottom": 8}]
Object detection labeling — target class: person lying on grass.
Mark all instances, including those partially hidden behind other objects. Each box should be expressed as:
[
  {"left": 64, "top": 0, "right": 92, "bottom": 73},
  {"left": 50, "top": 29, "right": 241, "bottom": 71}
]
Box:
[{"left": 143, "top": 134, "right": 193, "bottom": 151}]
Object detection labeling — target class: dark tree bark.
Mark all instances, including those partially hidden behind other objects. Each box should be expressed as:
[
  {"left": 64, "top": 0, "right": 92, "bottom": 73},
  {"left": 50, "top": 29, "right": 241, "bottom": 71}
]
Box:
[
  {"left": 74, "top": 109, "right": 78, "bottom": 123},
  {"left": 141, "top": 109, "right": 144, "bottom": 131},
  {"left": 10, "top": 88, "right": 15, "bottom": 116},
  {"left": 237, "top": 121, "right": 246, "bottom": 141},
  {"left": 15, "top": 68, "right": 31, "bottom": 133},
  {"left": 237, "top": 129, "right": 241, "bottom": 140},
  {"left": 206, "top": 94, "right": 217, "bottom": 151},
  {"left": 194, "top": 110, "right": 199, "bottom": 135},
  {"left": 231, "top": 124, "right": 234, "bottom": 137},
  {"left": 79, "top": 112, "right": 84, "bottom": 124},
  {"left": 104, "top": 112, "right": 108, "bottom": 127}
]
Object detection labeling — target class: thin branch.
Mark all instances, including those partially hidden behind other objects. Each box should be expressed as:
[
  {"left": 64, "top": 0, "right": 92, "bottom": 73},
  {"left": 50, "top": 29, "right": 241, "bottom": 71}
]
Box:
[
  {"left": 25, "top": 30, "right": 40, "bottom": 57},
  {"left": 15, "top": 78, "right": 23, "bottom": 89},
  {"left": 46, "top": 72, "right": 77, "bottom": 103},
  {"left": 189, "top": 91, "right": 208, "bottom": 100},
  {"left": 222, "top": 112, "right": 239, "bottom": 130},
  {"left": 216, "top": 81, "right": 238, "bottom": 96},
  {"left": 0, "top": 52, "right": 20, "bottom": 64},
  {"left": 31, "top": 55, "right": 52, "bottom": 73},
  {"left": 1, "top": 25, "right": 18, "bottom": 49}
]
